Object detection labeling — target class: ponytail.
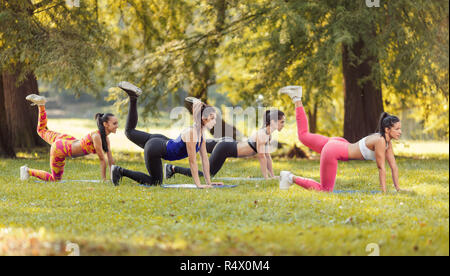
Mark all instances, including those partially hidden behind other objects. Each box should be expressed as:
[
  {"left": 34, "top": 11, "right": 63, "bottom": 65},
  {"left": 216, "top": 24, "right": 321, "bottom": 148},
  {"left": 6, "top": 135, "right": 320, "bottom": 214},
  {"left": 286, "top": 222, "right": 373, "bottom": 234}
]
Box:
[
  {"left": 264, "top": 109, "right": 285, "bottom": 127},
  {"left": 192, "top": 101, "right": 215, "bottom": 131},
  {"left": 377, "top": 112, "right": 400, "bottom": 140},
  {"left": 95, "top": 113, "right": 114, "bottom": 153}
]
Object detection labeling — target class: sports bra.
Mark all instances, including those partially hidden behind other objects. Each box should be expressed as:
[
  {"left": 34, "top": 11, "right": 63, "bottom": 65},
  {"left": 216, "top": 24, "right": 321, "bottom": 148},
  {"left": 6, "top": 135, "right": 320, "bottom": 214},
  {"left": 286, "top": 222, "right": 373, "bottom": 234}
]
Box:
[
  {"left": 248, "top": 129, "right": 272, "bottom": 153},
  {"left": 79, "top": 130, "right": 99, "bottom": 155},
  {"left": 165, "top": 135, "right": 203, "bottom": 161},
  {"left": 358, "top": 135, "right": 389, "bottom": 161}
]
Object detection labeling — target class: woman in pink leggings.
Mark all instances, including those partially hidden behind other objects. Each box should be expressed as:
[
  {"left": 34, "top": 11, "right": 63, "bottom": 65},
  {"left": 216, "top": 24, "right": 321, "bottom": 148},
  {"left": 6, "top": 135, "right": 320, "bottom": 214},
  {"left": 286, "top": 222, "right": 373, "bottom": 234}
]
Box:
[{"left": 279, "top": 86, "right": 405, "bottom": 193}]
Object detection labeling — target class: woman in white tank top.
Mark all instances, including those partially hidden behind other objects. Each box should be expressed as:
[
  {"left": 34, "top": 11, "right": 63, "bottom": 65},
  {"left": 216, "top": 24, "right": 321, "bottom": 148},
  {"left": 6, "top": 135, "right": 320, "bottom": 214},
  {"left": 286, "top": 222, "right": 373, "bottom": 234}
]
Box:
[{"left": 279, "top": 85, "right": 406, "bottom": 193}]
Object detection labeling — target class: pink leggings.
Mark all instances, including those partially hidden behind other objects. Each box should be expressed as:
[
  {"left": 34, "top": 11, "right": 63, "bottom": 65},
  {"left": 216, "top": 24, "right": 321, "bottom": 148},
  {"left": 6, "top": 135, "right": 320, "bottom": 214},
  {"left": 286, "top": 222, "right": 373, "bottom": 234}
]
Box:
[{"left": 294, "top": 107, "right": 349, "bottom": 192}]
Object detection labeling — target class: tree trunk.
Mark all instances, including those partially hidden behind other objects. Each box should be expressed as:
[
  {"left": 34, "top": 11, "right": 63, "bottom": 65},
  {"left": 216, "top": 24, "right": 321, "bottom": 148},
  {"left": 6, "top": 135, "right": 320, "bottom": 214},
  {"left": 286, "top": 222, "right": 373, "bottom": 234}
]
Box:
[
  {"left": 187, "top": 0, "right": 243, "bottom": 140},
  {"left": 342, "top": 38, "right": 383, "bottom": 143},
  {"left": 2, "top": 68, "right": 45, "bottom": 150},
  {"left": 0, "top": 73, "right": 16, "bottom": 157},
  {"left": 184, "top": 96, "right": 243, "bottom": 140},
  {"left": 307, "top": 100, "right": 318, "bottom": 134}
]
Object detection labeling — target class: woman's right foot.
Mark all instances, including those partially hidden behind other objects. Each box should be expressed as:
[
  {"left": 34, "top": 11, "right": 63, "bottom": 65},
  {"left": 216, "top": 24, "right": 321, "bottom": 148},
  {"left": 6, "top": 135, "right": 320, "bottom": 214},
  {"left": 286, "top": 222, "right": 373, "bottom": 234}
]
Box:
[
  {"left": 118, "top": 81, "right": 142, "bottom": 98},
  {"left": 25, "top": 94, "right": 47, "bottom": 106},
  {"left": 279, "top": 86, "right": 302, "bottom": 102},
  {"left": 280, "top": 171, "right": 293, "bottom": 190},
  {"left": 111, "top": 165, "right": 123, "bottom": 186},
  {"left": 20, "top": 165, "right": 30, "bottom": 181},
  {"left": 164, "top": 164, "right": 175, "bottom": 179}
]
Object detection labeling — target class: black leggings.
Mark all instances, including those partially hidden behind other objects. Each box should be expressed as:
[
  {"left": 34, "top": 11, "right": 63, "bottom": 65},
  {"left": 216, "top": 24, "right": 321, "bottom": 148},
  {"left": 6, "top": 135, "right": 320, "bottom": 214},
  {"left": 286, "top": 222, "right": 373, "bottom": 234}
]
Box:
[
  {"left": 121, "top": 97, "right": 170, "bottom": 186},
  {"left": 172, "top": 139, "right": 238, "bottom": 178}
]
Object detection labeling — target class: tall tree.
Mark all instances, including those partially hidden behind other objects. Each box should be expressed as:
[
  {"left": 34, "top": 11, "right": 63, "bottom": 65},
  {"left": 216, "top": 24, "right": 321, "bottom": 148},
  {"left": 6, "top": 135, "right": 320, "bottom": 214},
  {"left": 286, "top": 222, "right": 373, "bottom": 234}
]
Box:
[
  {"left": 0, "top": 0, "right": 112, "bottom": 156},
  {"left": 104, "top": 0, "right": 260, "bottom": 139},
  {"left": 2, "top": 69, "right": 42, "bottom": 148},
  {"left": 218, "top": 0, "right": 449, "bottom": 142},
  {"left": 0, "top": 72, "right": 15, "bottom": 157}
]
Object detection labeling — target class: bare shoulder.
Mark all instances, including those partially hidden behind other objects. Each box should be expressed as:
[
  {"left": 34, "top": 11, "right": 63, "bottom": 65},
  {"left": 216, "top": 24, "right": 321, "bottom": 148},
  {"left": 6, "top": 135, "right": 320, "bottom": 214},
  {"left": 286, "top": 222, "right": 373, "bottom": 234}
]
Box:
[
  {"left": 182, "top": 127, "right": 199, "bottom": 142},
  {"left": 373, "top": 134, "right": 387, "bottom": 149},
  {"left": 256, "top": 128, "right": 269, "bottom": 141},
  {"left": 91, "top": 131, "right": 102, "bottom": 141}
]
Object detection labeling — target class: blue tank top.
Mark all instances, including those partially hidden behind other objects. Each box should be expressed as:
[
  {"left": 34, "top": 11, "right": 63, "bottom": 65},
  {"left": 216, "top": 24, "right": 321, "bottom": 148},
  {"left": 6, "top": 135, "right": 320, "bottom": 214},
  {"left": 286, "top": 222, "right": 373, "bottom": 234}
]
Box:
[{"left": 165, "top": 135, "right": 203, "bottom": 161}]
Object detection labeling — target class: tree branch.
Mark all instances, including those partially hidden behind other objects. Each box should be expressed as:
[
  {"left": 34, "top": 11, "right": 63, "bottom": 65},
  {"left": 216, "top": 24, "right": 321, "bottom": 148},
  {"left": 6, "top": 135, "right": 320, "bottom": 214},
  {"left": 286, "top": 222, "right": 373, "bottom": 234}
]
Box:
[{"left": 33, "top": 0, "right": 66, "bottom": 14}]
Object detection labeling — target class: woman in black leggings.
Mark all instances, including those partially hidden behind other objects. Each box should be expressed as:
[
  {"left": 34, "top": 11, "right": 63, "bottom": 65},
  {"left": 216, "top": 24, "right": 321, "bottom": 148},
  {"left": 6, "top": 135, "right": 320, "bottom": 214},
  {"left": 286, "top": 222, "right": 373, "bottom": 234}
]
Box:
[
  {"left": 111, "top": 82, "right": 220, "bottom": 188},
  {"left": 165, "top": 110, "right": 286, "bottom": 180}
]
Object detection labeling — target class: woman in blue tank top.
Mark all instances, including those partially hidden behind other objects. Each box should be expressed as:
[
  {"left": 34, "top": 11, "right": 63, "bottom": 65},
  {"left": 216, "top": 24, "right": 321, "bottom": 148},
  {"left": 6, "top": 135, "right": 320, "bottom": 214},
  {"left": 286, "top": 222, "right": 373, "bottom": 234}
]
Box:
[
  {"left": 165, "top": 110, "right": 286, "bottom": 180},
  {"left": 110, "top": 82, "right": 219, "bottom": 188}
]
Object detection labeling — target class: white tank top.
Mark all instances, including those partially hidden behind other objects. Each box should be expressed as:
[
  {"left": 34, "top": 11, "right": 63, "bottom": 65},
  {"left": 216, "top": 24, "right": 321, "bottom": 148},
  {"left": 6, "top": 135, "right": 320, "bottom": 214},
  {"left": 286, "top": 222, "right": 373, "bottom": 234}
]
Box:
[{"left": 358, "top": 135, "right": 389, "bottom": 161}]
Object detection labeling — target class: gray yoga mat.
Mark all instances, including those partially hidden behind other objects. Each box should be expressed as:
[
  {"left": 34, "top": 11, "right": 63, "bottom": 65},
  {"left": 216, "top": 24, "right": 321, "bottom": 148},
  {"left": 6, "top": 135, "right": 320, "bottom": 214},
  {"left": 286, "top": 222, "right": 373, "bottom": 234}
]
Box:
[
  {"left": 34, "top": 180, "right": 102, "bottom": 183},
  {"left": 213, "top": 177, "right": 266, "bottom": 181},
  {"left": 160, "top": 184, "right": 238, "bottom": 189}
]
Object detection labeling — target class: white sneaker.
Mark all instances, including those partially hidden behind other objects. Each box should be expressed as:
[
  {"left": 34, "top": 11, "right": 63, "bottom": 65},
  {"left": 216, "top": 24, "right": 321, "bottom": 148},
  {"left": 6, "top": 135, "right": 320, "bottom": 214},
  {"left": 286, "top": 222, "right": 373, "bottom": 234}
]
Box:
[
  {"left": 185, "top": 97, "right": 202, "bottom": 104},
  {"left": 118, "top": 81, "right": 143, "bottom": 97},
  {"left": 280, "top": 171, "right": 293, "bottom": 190},
  {"left": 279, "top": 86, "right": 302, "bottom": 102},
  {"left": 25, "top": 94, "right": 47, "bottom": 106},
  {"left": 20, "top": 165, "right": 30, "bottom": 181}
]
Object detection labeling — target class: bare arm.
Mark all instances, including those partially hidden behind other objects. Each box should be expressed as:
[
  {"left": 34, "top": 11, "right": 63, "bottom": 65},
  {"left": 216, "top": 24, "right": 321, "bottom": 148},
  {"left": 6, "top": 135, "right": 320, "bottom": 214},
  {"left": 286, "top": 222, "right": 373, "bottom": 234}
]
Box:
[
  {"left": 107, "top": 137, "right": 115, "bottom": 165},
  {"left": 199, "top": 138, "right": 213, "bottom": 185},
  {"left": 265, "top": 153, "right": 275, "bottom": 178},
  {"left": 185, "top": 129, "right": 211, "bottom": 188},
  {"left": 385, "top": 143, "right": 401, "bottom": 191},
  {"left": 92, "top": 134, "right": 107, "bottom": 181},
  {"left": 256, "top": 131, "right": 269, "bottom": 178},
  {"left": 375, "top": 138, "right": 387, "bottom": 193},
  {"left": 106, "top": 138, "right": 115, "bottom": 180}
]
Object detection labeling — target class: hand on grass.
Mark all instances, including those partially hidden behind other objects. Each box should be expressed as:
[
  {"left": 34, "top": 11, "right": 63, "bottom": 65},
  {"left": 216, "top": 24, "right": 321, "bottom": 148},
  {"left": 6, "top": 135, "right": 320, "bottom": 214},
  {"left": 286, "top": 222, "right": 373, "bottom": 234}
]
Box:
[{"left": 197, "top": 184, "right": 213, "bottom": 189}]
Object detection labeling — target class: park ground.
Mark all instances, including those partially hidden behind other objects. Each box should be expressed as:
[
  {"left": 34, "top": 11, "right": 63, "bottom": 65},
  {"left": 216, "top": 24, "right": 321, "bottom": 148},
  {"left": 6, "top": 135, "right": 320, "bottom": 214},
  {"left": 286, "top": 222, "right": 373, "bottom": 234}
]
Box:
[{"left": 0, "top": 118, "right": 448, "bottom": 256}]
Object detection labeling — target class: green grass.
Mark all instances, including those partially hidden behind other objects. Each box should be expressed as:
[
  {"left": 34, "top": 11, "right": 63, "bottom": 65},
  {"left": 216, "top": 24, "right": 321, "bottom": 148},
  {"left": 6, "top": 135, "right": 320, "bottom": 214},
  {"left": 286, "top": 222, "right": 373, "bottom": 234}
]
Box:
[
  {"left": 0, "top": 154, "right": 448, "bottom": 256},
  {"left": 0, "top": 118, "right": 448, "bottom": 255}
]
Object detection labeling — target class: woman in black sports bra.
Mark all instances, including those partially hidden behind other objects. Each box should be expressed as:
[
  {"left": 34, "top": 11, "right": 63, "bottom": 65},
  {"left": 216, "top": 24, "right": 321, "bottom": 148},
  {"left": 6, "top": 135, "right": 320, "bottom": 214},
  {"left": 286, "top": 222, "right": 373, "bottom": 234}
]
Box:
[{"left": 165, "top": 110, "right": 286, "bottom": 180}]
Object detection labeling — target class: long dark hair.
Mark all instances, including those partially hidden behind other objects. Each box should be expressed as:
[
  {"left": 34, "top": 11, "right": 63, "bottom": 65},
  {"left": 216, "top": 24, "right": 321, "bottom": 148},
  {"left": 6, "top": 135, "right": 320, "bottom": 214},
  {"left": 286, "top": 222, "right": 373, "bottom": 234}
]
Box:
[
  {"left": 95, "top": 113, "right": 114, "bottom": 153},
  {"left": 377, "top": 112, "right": 400, "bottom": 140},
  {"left": 193, "top": 101, "right": 216, "bottom": 130},
  {"left": 264, "top": 110, "right": 285, "bottom": 127}
]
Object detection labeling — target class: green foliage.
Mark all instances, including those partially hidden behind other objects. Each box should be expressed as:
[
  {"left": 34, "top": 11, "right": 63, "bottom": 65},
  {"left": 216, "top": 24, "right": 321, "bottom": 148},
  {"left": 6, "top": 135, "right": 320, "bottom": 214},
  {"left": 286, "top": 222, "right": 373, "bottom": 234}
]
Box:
[
  {"left": 1, "top": 0, "right": 447, "bottom": 138},
  {"left": 218, "top": 0, "right": 449, "bottom": 137},
  {"left": 0, "top": 0, "right": 114, "bottom": 92},
  {"left": 100, "top": 0, "right": 448, "bottom": 138}
]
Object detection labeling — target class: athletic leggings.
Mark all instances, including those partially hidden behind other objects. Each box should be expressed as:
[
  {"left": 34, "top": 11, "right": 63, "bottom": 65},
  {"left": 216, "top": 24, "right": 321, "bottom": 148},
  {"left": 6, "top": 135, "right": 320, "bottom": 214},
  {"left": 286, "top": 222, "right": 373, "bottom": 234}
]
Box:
[
  {"left": 121, "top": 97, "right": 170, "bottom": 186},
  {"left": 172, "top": 139, "right": 238, "bottom": 178},
  {"left": 294, "top": 107, "right": 349, "bottom": 192},
  {"left": 28, "top": 106, "right": 76, "bottom": 181}
]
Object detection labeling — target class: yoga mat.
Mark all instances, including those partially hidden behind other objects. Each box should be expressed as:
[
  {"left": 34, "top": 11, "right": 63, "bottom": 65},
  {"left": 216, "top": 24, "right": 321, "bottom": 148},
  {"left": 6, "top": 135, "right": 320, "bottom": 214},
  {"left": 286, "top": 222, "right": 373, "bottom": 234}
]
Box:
[
  {"left": 214, "top": 177, "right": 266, "bottom": 181},
  {"left": 34, "top": 180, "right": 103, "bottom": 183},
  {"left": 160, "top": 184, "right": 238, "bottom": 189},
  {"left": 333, "top": 190, "right": 381, "bottom": 194}
]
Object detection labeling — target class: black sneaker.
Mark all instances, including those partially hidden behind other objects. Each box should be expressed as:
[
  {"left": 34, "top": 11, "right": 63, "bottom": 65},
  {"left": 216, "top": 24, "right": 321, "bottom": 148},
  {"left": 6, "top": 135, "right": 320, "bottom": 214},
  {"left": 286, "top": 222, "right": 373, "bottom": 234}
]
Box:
[
  {"left": 111, "top": 165, "right": 123, "bottom": 186},
  {"left": 118, "top": 81, "right": 143, "bottom": 98},
  {"left": 164, "top": 164, "right": 175, "bottom": 179}
]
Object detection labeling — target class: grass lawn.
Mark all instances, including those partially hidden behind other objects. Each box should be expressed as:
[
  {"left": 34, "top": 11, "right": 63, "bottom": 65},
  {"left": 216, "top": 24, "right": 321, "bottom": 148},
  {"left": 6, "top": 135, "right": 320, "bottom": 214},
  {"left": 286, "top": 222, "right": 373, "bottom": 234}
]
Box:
[{"left": 0, "top": 119, "right": 448, "bottom": 255}]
